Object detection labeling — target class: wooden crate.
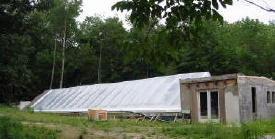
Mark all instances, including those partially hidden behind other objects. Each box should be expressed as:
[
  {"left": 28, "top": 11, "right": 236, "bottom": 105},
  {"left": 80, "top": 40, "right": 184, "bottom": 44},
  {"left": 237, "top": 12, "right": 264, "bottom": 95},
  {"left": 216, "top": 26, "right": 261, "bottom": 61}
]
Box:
[{"left": 88, "top": 109, "right": 107, "bottom": 121}]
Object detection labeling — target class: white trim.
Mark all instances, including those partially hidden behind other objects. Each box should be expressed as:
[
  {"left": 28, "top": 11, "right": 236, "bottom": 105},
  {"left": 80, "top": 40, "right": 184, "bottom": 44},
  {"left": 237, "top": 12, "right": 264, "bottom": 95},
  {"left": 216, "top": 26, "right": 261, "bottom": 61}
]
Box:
[{"left": 198, "top": 90, "right": 220, "bottom": 123}]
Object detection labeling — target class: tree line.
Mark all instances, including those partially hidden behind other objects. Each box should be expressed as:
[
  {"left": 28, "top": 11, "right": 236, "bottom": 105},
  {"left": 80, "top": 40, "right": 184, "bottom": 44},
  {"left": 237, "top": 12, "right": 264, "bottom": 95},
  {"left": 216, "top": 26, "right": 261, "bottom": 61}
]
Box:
[{"left": 1, "top": 0, "right": 275, "bottom": 104}]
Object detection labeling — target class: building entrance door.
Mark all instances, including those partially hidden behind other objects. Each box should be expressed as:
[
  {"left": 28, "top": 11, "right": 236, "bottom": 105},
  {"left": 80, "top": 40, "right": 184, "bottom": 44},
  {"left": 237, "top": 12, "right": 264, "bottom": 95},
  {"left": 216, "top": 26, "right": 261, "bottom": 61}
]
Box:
[{"left": 198, "top": 91, "right": 219, "bottom": 122}]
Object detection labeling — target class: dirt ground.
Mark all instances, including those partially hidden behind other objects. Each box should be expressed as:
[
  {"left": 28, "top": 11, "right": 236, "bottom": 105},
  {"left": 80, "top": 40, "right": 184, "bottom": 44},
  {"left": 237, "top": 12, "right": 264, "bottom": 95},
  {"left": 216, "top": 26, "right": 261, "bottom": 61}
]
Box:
[{"left": 22, "top": 122, "right": 169, "bottom": 139}]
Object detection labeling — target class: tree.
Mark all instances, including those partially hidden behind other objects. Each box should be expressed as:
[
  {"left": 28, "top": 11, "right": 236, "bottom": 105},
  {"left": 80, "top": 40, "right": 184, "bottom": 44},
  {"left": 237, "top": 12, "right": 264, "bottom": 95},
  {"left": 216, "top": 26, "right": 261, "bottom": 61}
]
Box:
[
  {"left": 78, "top": 16, "right": 128, "bottom": 83},
  {"left": 111, "top": 0, "right": 234, "bottom": 75},
  {"left": 0, "top": 0, "right": 83, "bottom": 103},
  {"left": 0, "top": 0, "right": 52, "bottom": 103},
  {"left": 47, "top": 0, "right": 82, "bottom": 88},
  {"left": 112, "top": 0, "right": 233, "bottom": 30},
  {"left": 49, "top": 39, "right": 57, "bottom": 89}
]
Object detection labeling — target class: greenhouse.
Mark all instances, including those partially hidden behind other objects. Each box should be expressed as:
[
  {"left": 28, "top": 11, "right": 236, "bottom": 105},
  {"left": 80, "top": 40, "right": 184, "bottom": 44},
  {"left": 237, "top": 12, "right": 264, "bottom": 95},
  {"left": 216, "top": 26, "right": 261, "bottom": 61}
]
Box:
[{"left": 31, "top": 72, "right": 210, "bottom": 113}]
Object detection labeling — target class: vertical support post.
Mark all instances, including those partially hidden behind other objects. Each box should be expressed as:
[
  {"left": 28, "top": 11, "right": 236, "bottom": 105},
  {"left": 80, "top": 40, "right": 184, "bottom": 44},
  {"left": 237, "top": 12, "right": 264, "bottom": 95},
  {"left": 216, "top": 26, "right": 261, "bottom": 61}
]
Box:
[{"left": 174, "top": 113, "right": 178, "bottom": 122}]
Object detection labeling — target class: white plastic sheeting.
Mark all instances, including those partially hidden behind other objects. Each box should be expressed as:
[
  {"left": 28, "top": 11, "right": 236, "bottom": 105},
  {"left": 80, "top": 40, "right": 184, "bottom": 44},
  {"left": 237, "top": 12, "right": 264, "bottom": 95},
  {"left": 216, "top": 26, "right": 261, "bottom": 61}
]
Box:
[{"left": 31, "top": 72, "right": 210, "bottom": 113}]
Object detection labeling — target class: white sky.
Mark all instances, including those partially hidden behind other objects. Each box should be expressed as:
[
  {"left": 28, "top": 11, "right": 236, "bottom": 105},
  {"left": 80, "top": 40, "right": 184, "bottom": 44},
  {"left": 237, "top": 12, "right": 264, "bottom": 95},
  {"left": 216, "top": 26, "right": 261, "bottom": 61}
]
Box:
[{"left": 77, "top": 0, "right": 275, "bottom": 25}]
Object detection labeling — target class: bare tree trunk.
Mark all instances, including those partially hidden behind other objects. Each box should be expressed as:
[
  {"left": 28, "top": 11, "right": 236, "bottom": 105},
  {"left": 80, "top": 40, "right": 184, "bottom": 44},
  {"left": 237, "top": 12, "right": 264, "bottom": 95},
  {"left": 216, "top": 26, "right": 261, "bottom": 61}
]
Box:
[
  {"left": 49, "top": 38, "right": 57, "bottom": 89},
  {"left": 60, "top": 20, "right": 66, "bottom": 88}
]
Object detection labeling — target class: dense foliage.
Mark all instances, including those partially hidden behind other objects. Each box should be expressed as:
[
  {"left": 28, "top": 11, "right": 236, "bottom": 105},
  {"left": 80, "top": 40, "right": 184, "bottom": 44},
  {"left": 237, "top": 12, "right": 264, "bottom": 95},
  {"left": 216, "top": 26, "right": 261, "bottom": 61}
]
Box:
[
  {"left": 1, "top": 0, "right": 275, "bottom": 103},
  {"left": 112, "top": 0, "right": 232, "bottom": 29}
]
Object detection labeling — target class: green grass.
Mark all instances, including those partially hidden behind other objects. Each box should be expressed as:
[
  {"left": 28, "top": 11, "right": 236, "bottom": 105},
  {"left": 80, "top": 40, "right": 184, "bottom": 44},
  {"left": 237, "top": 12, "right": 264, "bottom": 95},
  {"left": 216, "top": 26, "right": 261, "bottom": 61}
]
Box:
[
  {"left": 0, "top": 116, "right": 59, "bottom": 139},
  {"left": 161, "top": 123, "right": 242, "bottom": 138},
  {"left": 159, "top": 119, "right": 275, "bottom": 138},
  {"left": 0, "top": 105, "right": 274, "bottom": 138}
]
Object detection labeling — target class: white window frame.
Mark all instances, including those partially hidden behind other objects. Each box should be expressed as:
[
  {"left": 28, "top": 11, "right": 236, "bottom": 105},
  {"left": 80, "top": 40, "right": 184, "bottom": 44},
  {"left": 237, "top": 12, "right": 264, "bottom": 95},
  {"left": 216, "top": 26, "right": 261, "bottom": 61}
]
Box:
[
  {"left": 197, "top": 90, "right": 220, "bottom": 123},
  {"left": 266, "top": 91, "right": 275, "bottom": 105}
]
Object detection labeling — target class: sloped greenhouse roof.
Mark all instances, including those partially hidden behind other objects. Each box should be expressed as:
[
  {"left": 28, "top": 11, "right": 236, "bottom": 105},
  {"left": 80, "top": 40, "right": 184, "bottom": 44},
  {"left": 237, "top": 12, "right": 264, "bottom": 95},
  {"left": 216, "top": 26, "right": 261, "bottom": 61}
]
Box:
[{"left": 31, "top": 72, "right": 210, "bottom": 113}]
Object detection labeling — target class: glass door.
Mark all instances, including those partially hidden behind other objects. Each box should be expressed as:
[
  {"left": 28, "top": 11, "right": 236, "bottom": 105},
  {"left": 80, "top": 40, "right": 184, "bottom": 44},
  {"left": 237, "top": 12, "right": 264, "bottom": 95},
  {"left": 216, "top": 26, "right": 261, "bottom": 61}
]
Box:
[{"left": 198, "top": 91, "right": 219, "bottom": 122}]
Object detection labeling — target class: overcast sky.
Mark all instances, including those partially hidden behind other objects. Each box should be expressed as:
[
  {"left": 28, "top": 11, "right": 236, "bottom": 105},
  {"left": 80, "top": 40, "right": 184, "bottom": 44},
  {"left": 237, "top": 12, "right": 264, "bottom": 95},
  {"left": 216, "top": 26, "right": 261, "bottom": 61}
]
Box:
[{"left": 77, "top": 0, "right": 275, "bottom": 25}]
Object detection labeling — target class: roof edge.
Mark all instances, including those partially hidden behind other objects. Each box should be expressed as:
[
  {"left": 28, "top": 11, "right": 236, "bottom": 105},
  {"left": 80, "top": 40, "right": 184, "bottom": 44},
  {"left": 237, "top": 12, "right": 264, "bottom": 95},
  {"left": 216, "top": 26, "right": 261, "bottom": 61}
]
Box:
[
  {"left": 180, "top": 73, "right": 243, "bottom": 84},
  {"left": 30, "top": 90, "right": 51, "bottom": 107},
  {"left": 238, "top": 75, "right": 275, "bottom": 84},
  {"left": 49, "top": 72, "right": 210, "bottom": 91}
]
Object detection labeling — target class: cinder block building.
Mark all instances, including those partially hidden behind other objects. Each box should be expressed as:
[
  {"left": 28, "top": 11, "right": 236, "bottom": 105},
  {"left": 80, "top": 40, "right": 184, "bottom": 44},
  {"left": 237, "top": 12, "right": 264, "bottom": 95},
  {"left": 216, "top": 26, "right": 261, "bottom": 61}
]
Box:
[{"left": 180, "top": 74, "right": 275, "bottom": 123}]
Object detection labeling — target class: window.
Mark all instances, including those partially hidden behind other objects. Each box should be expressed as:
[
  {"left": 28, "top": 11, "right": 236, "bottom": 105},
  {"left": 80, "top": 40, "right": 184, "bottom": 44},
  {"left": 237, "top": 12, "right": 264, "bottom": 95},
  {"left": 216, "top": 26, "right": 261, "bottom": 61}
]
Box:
[
  {"left": 252, "top": 87, "right": 256, "bottom": 113},
  {"left": 272, "top": 92, "right": 275, "bottom": 103},
  {"left": 200, "top": 92, "right": 208, "bottom": 119},
  {"left": 198, "top": 91, "right": 219, "bottom": 122},
  {"left": 210, "top": 91, "right": 219, "bottom": 119},
  {"left": 267, "top": 91, "right": 271, "bottom": 103}
]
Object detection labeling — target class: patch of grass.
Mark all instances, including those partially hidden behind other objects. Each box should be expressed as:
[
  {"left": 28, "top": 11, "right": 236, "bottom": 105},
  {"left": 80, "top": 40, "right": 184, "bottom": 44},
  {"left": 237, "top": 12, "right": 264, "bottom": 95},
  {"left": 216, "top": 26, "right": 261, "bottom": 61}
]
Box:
[
  {"left": 240, "top": 122, "right": 263, "bottom": 138},
  {"left": 0, "top": 116, "right": 59, "bottom": 139},
  {"left": 160, "top": 123, "right": 225, "bottom": 138},
  {"left": 0, "top": 105, "right": 274, "bottom": 138},
  {"left": 0, "top": 105, "right": 90, "bottom": 127},
  {"left": 247, "top": 118, "right": 275, "bottom": 135},
  {"left": 159, "top": 121, "right": 275, "bottom": 139}
]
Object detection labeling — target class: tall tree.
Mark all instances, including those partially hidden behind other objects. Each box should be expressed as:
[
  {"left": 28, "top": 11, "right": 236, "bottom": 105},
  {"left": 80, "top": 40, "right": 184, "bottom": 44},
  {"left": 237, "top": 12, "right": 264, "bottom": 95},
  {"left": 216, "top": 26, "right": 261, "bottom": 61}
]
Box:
[
  {"left": 47, "top": 0, "right": 82, "bottom": 88},
  {"left": 78, "top": 16, "right": 129, "bottom": 83},
  {"left": 49, "top": 39, "right": 57, "bottom": 89}
]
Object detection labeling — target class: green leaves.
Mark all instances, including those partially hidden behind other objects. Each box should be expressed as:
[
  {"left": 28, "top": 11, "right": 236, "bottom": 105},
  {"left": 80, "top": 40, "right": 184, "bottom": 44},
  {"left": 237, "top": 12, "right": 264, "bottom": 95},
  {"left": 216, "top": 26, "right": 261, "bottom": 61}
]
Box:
[
  {"left": 112, "top": 0, "right": 164, "bottom": 28},
  {"left": 212, "top": 9, "right": 223, "bottom": 23},
  {"left": 212, "top": 0, "right": 219, "bottom": 9},
  {"left": 112, "top": 0, "right": 233, "bottom": 30},
  {"left": 219, "top": 0, "right": 233, "bottom": 8}
]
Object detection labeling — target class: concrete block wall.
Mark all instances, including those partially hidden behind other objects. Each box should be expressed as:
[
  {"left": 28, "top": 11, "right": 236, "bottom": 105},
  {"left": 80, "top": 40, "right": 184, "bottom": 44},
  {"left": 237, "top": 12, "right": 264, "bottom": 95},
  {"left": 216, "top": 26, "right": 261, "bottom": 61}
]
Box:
[{"left": 238, "top": 76, "right": 275, "bottom": 121}]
